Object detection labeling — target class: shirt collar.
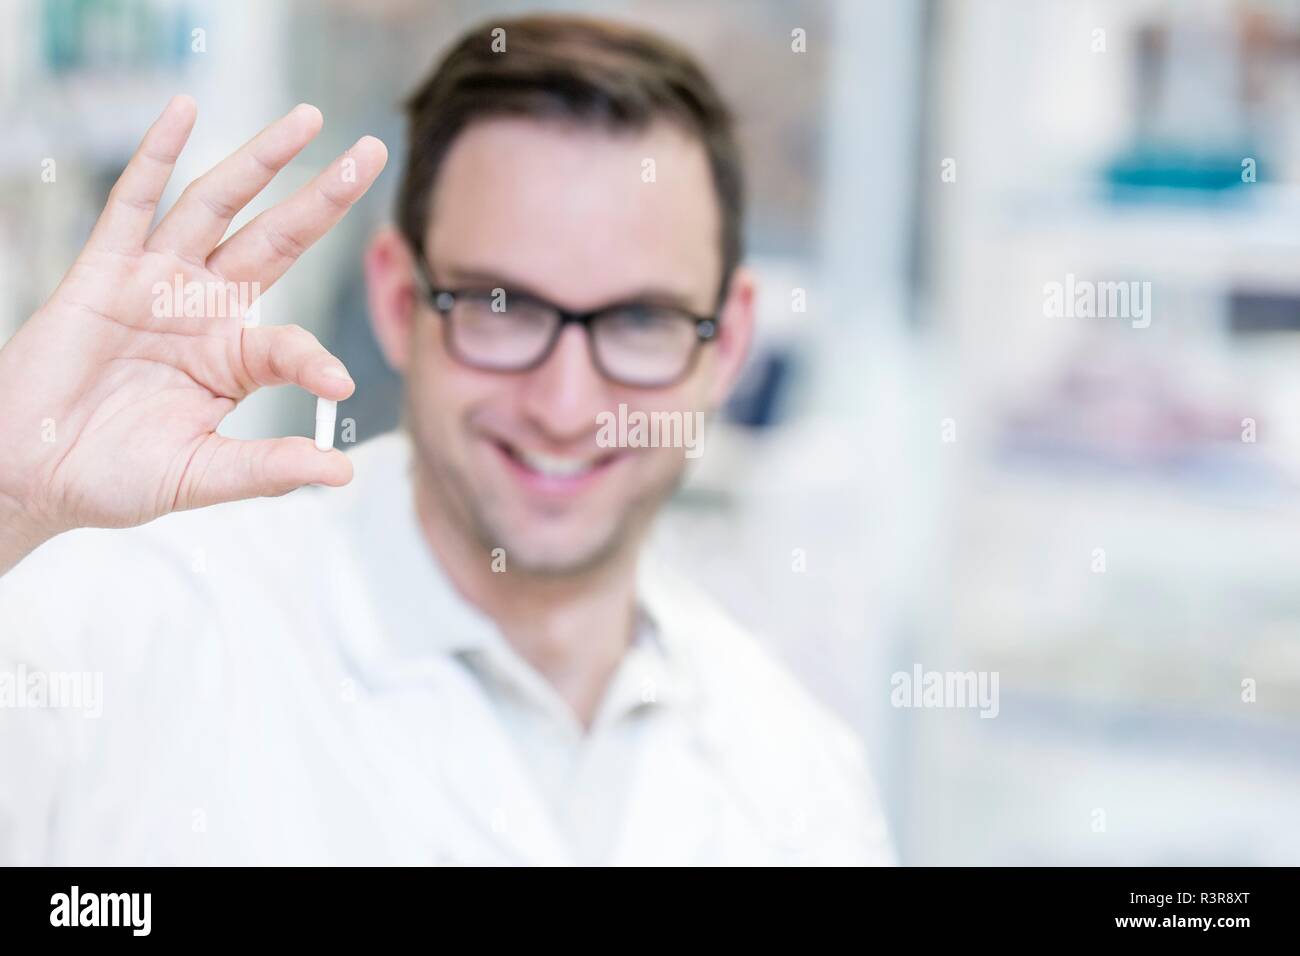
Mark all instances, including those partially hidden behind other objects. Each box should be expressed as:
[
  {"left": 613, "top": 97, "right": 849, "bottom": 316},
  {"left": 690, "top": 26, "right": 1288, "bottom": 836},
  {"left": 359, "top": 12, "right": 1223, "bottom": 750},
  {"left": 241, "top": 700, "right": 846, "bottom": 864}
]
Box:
[{"left": 455, "top": 601, "right": 684, "bottom": 734}]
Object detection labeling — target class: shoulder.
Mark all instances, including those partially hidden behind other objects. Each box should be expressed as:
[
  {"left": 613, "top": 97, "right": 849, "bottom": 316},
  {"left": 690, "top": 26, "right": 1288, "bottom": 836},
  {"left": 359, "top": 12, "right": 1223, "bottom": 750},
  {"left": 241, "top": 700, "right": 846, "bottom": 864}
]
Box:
[
  {"left": 641, "top": 556, "right": 895, "bottom": 864},
  {"left": 641, "top": 553, "right": 860, "bottom": 747}
]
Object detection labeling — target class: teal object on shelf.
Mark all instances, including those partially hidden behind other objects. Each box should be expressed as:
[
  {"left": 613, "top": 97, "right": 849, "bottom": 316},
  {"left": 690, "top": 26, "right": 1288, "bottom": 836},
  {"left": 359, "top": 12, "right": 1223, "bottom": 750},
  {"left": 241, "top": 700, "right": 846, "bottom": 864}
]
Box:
[{"left": 1104, "top": 146, "right": 1259, "bottom": 200}]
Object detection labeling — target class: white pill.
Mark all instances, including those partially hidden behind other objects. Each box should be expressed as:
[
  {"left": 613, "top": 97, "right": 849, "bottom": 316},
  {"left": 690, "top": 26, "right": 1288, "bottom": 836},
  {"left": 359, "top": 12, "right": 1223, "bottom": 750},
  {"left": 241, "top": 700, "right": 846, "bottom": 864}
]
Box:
[{"left": 315, "top": 397, "right": 338, "bottom": 451}]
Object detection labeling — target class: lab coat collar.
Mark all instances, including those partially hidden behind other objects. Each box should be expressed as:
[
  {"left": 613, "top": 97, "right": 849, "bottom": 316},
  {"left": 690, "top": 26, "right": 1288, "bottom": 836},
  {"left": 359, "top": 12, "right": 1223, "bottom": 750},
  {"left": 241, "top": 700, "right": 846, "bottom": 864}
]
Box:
[{"left": 333, "top": 433, "right": 499, "bottom": 690}]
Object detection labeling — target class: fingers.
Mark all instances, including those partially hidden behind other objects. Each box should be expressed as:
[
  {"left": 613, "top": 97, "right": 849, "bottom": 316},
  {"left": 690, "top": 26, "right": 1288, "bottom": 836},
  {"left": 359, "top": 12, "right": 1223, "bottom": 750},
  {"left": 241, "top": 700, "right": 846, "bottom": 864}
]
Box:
[
  {"left": 178, "top": 322, "right": 357, "bottom": 511},
  {"left": 177, "top": 435, "right": 353, "bottom": 511},
  {"left": 146, "top": 104, "right": 323, "bottom": 261},
  {"left": 206, "top": 135, "right": 388, "bottom": 290},
  {"left": 237, "top": 323, "right": 355, "bottom": 401},
  {"left": 88, "top": 95, "right": 197, "bottom": 254}
]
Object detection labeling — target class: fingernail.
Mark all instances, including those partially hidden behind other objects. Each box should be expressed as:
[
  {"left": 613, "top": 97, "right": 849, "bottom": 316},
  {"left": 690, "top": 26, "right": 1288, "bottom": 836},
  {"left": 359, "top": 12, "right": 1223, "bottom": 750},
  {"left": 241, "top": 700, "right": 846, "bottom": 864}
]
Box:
[{"left": 322, "top": 365, "right": 351, "bottom": 381}]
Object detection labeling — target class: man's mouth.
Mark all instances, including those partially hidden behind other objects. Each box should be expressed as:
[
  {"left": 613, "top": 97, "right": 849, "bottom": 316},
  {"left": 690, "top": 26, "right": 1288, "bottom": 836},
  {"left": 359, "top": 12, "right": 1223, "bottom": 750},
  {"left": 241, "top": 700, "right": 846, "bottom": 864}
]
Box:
[
  {"left": 512, "top": 447, "right": 598, "bottom": 478},
  {"left": 490, "top": 439, "right": 623, "bottom": 490}
]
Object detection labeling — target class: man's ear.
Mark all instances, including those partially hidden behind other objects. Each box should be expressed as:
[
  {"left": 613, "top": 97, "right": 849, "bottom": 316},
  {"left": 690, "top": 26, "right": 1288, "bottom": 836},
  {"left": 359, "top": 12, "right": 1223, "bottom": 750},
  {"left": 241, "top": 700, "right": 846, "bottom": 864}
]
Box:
[
  {"left": 706, "top": 265, "right": 757, "bottom": 409},
  {"left": 364, "top": 225, "right": 419, "bottom": 373}
]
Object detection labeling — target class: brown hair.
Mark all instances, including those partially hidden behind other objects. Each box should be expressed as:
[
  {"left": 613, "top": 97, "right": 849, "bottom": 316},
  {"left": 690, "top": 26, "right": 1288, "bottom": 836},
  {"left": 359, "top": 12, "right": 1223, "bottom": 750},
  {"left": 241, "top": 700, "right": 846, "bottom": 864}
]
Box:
[{"left": 396, "top": 14, "right": 745, "bottom": 297}]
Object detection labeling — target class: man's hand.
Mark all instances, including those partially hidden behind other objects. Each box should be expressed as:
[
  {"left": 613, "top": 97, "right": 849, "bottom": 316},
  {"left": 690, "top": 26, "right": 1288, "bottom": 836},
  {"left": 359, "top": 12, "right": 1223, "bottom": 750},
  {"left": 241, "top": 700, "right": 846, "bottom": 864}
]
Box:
[{"left": 0, "top": 96, "right": 388, "bottom": 573}]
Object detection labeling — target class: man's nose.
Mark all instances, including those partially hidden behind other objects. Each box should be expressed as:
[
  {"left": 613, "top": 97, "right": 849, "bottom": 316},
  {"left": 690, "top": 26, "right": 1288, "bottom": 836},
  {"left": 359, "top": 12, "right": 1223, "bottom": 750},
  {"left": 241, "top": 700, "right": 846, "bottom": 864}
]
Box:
[{"left": 518, "top": 324, "right": 612, "bottom": 439}]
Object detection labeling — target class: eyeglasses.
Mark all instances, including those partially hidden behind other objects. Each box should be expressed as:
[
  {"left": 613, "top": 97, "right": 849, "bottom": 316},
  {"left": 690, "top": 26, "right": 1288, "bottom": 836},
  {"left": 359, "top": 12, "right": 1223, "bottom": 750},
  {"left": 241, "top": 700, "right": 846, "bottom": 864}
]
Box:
[{"left": 412, "top": 257, "right": 718, "bottom": 388}]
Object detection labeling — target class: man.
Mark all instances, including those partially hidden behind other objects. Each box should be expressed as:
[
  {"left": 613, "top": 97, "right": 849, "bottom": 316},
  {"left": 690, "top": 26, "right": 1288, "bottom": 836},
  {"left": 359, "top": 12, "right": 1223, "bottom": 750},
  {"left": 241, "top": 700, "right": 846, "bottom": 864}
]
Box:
[{"left": 0, "top": 15, "right": 891, "bottom": 865}]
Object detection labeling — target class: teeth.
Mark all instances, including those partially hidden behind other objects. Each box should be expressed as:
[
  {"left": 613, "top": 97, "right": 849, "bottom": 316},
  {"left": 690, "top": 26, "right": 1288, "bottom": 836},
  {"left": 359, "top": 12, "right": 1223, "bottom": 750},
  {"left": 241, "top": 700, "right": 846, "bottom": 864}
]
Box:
[{"left": 515, "top": 449, "right": 595, "bottom": 478}]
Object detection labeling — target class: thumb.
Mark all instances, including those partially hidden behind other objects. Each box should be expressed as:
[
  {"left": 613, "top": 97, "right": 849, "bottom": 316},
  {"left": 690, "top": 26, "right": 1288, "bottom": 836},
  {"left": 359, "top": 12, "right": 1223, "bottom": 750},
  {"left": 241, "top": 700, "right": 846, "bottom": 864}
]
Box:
[{"left": 175, "top": 434, "right": 352, "bottom": 512}]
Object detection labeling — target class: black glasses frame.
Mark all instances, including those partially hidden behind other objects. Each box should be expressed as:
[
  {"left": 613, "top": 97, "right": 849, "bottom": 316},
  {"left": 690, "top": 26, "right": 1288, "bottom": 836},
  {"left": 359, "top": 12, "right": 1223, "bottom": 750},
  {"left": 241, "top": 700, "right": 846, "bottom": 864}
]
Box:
[{"left": 412, "top": 256, "right": 718, "bottom": 388}]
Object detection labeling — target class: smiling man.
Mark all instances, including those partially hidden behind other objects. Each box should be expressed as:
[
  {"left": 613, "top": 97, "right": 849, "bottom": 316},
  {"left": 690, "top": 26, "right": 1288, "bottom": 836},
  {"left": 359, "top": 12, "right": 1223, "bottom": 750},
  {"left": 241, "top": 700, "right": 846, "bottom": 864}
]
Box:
[{"left": 0, "top": 15, "right": 891, "bottom": 865}]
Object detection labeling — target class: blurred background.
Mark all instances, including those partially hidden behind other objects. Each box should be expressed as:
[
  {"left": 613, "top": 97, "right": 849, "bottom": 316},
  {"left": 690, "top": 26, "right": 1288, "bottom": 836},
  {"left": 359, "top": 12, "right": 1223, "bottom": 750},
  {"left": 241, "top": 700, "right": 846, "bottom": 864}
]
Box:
[{"left": 4, "top": 0, "right": 1300, "bottom": 864}]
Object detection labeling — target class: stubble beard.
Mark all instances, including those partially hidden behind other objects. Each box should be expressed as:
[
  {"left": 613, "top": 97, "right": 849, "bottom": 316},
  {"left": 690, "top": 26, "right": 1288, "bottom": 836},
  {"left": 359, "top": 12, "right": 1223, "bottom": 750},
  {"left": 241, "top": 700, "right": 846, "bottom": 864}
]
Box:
[{"left": 406, "top": 416, "right": 684, "bottom": 580}]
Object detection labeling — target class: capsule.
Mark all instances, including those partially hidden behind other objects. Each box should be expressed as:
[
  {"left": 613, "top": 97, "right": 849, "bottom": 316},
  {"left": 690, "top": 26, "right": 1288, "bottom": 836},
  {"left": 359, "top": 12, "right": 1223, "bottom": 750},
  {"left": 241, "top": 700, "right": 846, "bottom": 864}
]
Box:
[{"left": 315, "top": 397, "right": 337, "bottom": 451}]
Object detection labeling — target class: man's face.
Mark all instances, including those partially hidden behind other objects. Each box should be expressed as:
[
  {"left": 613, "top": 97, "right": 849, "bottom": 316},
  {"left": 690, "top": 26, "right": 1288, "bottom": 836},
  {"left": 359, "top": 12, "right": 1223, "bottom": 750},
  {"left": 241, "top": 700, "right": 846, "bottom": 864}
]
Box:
[{"left": 374, "top": 117, "right": 752, "bottom": 575}]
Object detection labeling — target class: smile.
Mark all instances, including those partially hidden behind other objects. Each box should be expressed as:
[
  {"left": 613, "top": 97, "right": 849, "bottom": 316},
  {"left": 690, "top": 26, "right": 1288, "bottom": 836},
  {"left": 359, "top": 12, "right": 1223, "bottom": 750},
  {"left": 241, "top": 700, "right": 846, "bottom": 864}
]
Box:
[
  {"left": 491, "top": 439, "right": 623, "bottom": 491},
  {"left": 512, "top": 447, "right": 599, "bottom": 477}
]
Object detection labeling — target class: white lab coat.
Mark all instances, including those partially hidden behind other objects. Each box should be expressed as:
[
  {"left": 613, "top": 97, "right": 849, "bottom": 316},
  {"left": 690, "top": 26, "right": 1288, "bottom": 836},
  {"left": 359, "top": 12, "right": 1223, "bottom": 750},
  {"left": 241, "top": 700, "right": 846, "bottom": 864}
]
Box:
[{"left": 0, "top": 432, "right": 893, "bottom": 865}]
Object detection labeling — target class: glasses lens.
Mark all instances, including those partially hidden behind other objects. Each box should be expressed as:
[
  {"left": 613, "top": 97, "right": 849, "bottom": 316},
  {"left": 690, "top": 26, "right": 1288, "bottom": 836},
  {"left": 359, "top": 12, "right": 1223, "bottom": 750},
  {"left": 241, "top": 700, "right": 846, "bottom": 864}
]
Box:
[
  {"left": 447, "top": 294, "right": 557, "bottom": 370},
  {"left": 593, "top": 306, "right": 701, "bottom": 386}
]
